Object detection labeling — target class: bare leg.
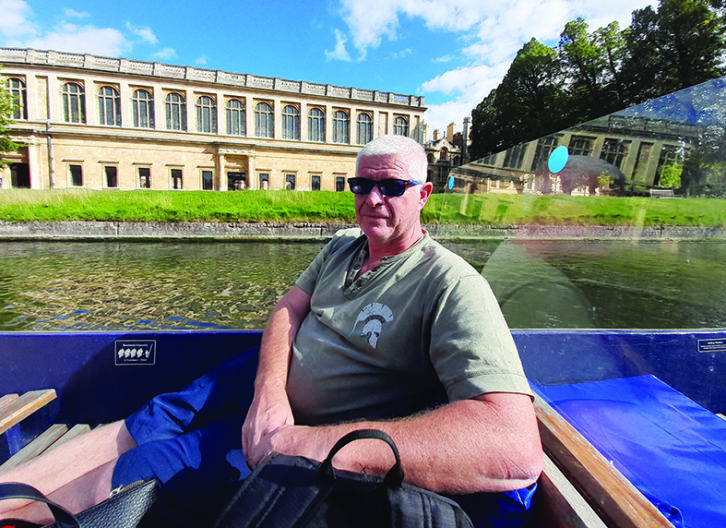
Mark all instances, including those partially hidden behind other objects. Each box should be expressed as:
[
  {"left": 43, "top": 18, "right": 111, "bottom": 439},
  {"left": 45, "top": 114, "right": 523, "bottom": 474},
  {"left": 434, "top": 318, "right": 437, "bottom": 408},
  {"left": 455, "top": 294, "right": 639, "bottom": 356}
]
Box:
[{"left": 0, "top": 420, "right": 136, "bottom": 523}]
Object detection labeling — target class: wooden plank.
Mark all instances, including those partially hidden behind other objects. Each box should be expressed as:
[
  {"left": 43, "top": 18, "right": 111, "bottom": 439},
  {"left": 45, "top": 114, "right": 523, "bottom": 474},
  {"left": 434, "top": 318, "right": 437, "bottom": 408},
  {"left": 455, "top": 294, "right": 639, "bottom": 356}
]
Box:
[
  {"left": 0, "top": 424, "right": 68, "bottom": 470},
  {"left": 531, "top": 454, "right": 608, "bottom": 528},
  {"left": 534, "top": 394, "right": 672, "bottom": 528},
  {"left": 48, "top": 423, "right": 91, "bottom": 450},
  {"left": 0, "top": 389, "right": 57, "bottom": 435},
  {"left": 0, "top": 393, "right": 19, "bottom": 409}
]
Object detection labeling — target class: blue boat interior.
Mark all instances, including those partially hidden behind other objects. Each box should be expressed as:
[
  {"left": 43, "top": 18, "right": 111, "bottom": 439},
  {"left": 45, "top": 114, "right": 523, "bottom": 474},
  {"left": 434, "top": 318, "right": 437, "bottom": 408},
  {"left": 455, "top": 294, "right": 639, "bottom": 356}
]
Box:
[{"left": 1, "top": 328, "right": 726, "bottom": 526}]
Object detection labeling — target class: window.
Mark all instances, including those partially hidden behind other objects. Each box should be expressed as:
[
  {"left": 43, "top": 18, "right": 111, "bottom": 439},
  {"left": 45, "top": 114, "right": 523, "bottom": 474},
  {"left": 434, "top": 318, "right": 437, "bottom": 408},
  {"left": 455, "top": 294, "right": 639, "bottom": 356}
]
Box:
[
  {"left": 503, "top": 144, "right": 527, "bottom": 170},
  {"left": 202, "top": 170, "right": 214, "bottom": 191},
  {"left": 98, "top": 86, "right": 121, "bottom": 126},
  {"left": 7, "top": 78, "right": 27, "bottom": 120},
  {"left": 62, "top": 82, "right": 85, "bottom": 123},
  {"left": 335, "top": 176, "right": 345, "bottom": 192},
  {"left": 255, "top": 102, "right": 273, "bottom": 138},
  {"left": 356, "top": 113, "right": 372, "bottom": 145},
  {"left": 569, "top": 136, "right": 594, "bottom": 157},
  {"left": 282, "top": 105, "right": 300, "bottom": 140},
  {"left": 440, "top": 147, "right": 449, "bottom": 162},
  {"left": 196, "top": 96, "right": 217, "bottom": 133},
  {"left": 69, "top": 164, "right": 83, "bottom": 187},
  {"left": 165, "top": 92, "right": 187, "bottom": 131},
  {"left": 285, "top": 174, "right": 296, "bottom": 190},
  {"left": 308, "top": 108, "right": 325, "bottom": 142},
  {"left": 333, "top": 110, "right": 349, "bottom": 143},
  {"left": 258, "top": 172, "right": 269, "bottom": 190},
  {"left": 104, "top": 166, "right": 118, "bottom": 188},
  {"left": 226, "top": 99, "right": 245, "bottom": 136},
  {"left": 228, "top": 172, "right": 247, "bottom": 191},
  {"left": 600, "top": 139, "right": 629, "bottom": 169},
  {"left": 171, "top": 169, "right": 183, "bottom": 190},
  {"left": 138, "top": 167, "right": 151, "bottom": 189},
  {"left": 132, "top": 89, "right": 155, "bottom": 128},
  {"left": 393, "top": 116, "right": 408, "bottom": 136},
  {"left": 311, "top": 175, "right": 321, "bottom": 191},
  {"left": 531, "top": 135, "right": 559, "bottom": 171}
]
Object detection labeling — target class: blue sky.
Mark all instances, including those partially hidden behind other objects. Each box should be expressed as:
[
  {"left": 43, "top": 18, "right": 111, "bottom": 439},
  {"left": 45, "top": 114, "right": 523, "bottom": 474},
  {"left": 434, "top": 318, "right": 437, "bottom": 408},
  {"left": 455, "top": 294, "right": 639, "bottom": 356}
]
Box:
[{"left": 1, "top": 0, "right": 656, "bottom": 137}]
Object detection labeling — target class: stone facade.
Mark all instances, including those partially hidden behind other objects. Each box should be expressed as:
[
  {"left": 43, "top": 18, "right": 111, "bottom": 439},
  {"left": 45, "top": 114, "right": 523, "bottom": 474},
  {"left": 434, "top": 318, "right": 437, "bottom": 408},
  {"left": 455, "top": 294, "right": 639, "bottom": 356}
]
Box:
[{"left": 1, "top": 48, "right": 426, "bottom": 191}]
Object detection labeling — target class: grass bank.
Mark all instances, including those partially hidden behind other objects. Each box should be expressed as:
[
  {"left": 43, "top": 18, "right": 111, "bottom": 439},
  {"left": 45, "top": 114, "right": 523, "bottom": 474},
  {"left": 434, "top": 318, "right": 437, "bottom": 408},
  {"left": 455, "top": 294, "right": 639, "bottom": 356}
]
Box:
[{"left": 1, "top": 189, "right": 725, "bottom": 227}]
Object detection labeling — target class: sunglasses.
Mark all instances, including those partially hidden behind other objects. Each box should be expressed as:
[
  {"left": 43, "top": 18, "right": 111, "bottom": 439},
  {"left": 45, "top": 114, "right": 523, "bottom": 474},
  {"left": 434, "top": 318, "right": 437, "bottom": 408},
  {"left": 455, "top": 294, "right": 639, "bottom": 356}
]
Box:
[{"left": 347, "top": 177, "right": 422, "bottom": 197}]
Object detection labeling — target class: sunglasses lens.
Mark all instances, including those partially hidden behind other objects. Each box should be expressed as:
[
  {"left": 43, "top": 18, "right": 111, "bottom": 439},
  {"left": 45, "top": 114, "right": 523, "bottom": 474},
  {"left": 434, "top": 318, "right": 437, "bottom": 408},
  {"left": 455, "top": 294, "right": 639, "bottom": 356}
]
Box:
[
  {"left": 378, "top": 180, "right": 406, "bottom": 197},
  {"left": 348, "top": 178, "right": 374, "bottom": 195}
]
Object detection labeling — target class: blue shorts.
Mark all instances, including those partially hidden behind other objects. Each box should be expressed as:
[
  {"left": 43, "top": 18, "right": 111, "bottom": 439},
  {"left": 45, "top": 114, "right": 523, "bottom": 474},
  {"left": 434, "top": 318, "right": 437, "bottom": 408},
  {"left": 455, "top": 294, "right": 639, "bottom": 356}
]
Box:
[
  {"left": 111, "top": 346, "right": 535, "bottom": 526},
  {"left": 112, "top": 348, "right": 258, "bottom": 515}
]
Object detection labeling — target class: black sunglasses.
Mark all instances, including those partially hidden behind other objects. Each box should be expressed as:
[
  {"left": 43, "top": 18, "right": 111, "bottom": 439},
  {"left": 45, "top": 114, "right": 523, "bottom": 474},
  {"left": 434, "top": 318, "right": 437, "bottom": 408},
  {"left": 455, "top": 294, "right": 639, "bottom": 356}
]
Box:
[{"left": 347, "top": 177, "right": 422, "bottom": 197}]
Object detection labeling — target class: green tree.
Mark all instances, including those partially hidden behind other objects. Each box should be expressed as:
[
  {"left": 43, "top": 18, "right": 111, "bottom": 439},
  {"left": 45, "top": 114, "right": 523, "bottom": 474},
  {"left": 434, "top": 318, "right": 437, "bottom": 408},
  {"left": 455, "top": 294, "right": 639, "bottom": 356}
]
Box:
[
  {"left": 469, "top": 39, "right": 565, "bottom": 159},
  {"left": 0, "top": 76, "right": 20, "bottom": 168},
  {"left": 621, "top": 0, "right": 726, "bottom": 105}
]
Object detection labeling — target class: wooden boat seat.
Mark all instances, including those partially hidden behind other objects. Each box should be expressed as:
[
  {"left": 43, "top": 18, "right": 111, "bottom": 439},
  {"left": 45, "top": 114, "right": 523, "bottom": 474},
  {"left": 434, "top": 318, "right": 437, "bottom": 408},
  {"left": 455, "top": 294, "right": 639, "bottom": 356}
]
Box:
[{"left": 0, "top": 389, "right": 57, "bottom": 436}]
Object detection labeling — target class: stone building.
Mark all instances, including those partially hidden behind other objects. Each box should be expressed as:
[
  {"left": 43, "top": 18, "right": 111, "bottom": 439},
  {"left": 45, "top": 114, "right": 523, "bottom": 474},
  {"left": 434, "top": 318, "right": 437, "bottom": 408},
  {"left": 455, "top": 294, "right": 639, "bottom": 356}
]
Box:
[{"left": 1, "top": 48, "right": 426, "bottom": 191}]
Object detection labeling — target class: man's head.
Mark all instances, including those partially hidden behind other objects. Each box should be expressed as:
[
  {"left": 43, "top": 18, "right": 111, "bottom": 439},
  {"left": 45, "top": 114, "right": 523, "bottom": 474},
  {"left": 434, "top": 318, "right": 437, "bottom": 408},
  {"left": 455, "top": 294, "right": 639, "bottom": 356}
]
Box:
[{"left": 352, "top": 135, "right": 433, "bottom": 254}]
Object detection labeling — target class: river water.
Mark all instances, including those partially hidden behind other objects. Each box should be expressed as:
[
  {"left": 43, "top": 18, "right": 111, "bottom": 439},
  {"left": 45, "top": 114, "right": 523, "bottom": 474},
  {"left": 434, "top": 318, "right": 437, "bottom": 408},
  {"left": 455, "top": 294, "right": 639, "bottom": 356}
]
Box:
[{"left": 1, "top": 239, "right": 724, "bottom": 331}]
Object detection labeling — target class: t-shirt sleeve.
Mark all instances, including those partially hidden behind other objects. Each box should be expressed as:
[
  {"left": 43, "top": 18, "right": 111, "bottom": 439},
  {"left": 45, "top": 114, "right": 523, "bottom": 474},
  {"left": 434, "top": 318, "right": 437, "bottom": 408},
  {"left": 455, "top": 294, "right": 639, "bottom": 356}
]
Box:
[{"left": 428, "top": 273, "right": 532, "bottom": 401}]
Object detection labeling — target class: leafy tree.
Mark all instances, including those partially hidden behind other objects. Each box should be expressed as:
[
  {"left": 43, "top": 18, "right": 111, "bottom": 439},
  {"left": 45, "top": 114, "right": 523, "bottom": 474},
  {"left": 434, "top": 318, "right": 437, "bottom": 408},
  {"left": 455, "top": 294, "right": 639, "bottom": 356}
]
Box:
[
  {"left": 0, "top": 75, "right": 20, "bottom": 168},
  {"left": 622, "top": 0, "right": 726, "bottom": 105},
  {"left": 469, "top": 39, "right": 565, "bottom": 159}
]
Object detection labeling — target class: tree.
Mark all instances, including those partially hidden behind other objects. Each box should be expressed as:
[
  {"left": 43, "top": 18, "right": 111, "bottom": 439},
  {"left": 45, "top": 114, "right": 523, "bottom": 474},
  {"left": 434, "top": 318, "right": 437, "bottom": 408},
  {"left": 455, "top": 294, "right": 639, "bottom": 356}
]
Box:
[
  {"left": 469, "top": 39, "right": 565, "bottom": 159},
  {"left": 621, "top": 0, "right": 726, "bottom": 105},
  {"left": 1, "top": 77, "right": 20, "bottom": 169}
]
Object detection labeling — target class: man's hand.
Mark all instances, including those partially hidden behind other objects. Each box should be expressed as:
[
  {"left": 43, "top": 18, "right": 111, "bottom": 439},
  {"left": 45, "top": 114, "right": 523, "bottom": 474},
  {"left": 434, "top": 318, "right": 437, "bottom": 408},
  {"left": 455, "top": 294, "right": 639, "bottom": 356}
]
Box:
[{"left": 242, "top": 388, "right": 295, "bottom": 468}]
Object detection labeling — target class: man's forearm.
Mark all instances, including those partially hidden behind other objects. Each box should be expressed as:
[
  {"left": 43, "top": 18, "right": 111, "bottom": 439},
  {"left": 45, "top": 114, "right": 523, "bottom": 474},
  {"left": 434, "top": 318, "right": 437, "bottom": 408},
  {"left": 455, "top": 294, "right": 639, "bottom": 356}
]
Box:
[{"left": 262, "top": 392, "right": 543, "bottom": 495}]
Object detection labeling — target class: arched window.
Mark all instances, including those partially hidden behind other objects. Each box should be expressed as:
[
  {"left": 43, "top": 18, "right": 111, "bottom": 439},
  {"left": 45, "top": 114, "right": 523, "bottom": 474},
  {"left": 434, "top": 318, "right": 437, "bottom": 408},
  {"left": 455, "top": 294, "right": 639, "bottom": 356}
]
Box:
[
  {"left": 132, "top": 89, "right": 154, "bottom": 128},
  {"left": 255, "top": 102, "right": 273, "bottom": 138},
  {"left": 226, "top": 99, "right": 245, "bottom": 136},
  {"left": 62, "top": 82, "right": 86, "bottom": 123},
  {"left": 282, "top": 105, "right": 300, "bottom": 140},
  {"left": 356, "top": 113, "right": 372, "bottom": 145},
  {"left": 165, "top": 92, "right": 187, "bottom": 131},
  {"left": 333, "top": 110, "right": 349, "bottom": 144},
  {"left": 98, "top": 86, "right": 121, "bottom": 126},
  {"left": 393, "top": 116, "right": 408, "bottom": 136},
  {"left": 308, "top": 108, "right": 325, "bottom": 142},
  {"left": 7, "top": 78, "right": 27, "bottom": 120},
  {"left": 196, "top": 95, "right": 217, "bottom": 133}
]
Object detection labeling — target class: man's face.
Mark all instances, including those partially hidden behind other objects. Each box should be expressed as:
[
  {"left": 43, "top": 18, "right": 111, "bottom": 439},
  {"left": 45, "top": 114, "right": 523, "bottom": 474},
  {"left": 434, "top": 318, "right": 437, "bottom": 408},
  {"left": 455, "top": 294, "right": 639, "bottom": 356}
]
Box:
[{"left": 354, "top": 153, "right": 432, "bottom": 249}]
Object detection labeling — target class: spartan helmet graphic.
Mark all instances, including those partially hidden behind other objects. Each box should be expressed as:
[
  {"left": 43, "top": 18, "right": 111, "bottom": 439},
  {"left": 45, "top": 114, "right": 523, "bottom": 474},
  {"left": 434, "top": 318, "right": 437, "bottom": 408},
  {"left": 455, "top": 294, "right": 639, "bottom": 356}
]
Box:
[{"left": 354, "top": 302, "right": 394, "bottom": 348}]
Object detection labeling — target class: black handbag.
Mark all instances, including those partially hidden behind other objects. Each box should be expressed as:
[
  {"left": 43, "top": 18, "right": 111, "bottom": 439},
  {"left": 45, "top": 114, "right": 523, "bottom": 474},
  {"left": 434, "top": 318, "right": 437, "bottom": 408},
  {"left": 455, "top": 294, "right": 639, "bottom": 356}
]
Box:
[
  {"left": 0, "top": 478, "right": 158, "bottom": 528},
  {"left": 213, "top": 429, "right": 474, "bottom": 528}
]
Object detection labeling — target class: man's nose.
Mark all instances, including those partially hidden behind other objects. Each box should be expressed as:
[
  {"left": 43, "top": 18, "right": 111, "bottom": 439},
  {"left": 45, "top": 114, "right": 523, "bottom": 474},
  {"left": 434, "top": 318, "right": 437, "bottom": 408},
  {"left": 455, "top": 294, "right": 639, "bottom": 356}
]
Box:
[{"left": 365, "top": 184, "right": 385, "bottom": 205}]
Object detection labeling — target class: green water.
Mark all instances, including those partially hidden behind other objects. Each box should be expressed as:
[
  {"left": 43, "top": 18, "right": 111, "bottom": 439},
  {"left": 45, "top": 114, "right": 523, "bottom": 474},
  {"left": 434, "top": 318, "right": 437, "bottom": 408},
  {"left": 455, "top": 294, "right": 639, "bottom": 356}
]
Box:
[{"left": 0, "top": 239, "right": 724, "bottom": 331}]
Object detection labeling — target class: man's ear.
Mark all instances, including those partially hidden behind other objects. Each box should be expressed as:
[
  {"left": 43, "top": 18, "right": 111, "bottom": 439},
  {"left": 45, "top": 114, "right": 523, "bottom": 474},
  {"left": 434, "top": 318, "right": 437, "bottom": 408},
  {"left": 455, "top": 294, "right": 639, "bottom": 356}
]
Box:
[{"left": 419, "top": 182, "right": 434, "bottom": 208}]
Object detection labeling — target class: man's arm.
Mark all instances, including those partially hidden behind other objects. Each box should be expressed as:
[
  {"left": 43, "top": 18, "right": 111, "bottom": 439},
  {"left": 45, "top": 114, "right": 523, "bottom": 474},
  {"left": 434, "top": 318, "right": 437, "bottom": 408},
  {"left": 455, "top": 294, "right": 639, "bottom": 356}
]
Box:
[
  {"left": 249, "top": 391, "right": 543, "bottom": 495},
  {"left": 242, "top": 285, "right": 311, "bottom": 459}
]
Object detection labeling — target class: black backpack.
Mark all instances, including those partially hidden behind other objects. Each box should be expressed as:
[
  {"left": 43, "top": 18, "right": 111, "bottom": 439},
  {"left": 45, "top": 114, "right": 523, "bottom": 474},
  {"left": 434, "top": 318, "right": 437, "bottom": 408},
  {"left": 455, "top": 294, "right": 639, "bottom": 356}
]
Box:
[{"left": 213, "top": 429, "right": 473, "bottom": 528}]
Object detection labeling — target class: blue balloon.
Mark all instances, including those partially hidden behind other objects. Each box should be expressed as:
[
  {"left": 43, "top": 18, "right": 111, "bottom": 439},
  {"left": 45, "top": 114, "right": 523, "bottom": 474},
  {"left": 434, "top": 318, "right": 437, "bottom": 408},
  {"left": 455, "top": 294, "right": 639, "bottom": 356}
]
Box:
[
  {"left": 448, "top": 176, "right": 454, "bottom": 190},
  {"left": 548, "top": 145, "right": 569, "bottom": 173}
]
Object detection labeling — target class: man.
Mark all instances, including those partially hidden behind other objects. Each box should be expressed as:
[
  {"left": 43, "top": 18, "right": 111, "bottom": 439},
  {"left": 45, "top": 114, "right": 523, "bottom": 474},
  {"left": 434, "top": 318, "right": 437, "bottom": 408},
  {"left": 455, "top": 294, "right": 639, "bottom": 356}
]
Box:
[{"left": 0, "top": 135, "right": 542, "bottom": 526}]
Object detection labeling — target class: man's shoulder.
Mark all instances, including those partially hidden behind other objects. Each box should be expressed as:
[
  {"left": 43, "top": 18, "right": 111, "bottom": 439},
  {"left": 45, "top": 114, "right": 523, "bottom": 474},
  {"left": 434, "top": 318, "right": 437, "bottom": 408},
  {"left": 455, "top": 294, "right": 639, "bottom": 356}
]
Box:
[{"left": 420, "top": 236, "right": 479, "bottom": 278}]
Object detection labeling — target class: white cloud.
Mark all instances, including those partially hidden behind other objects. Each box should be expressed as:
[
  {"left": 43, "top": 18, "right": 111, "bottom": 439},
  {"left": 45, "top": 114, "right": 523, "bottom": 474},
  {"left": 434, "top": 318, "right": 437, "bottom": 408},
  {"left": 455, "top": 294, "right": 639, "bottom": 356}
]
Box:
[
  {"left": 126, "top": 23, "right": 158, "bottom": 45},
  {"left": 335, "top": 0, "right": 657, "bottom": 138},
  {"left": 325, "top": 29, "right": 351, "bottom": 62},
  {"left": 63, "top": 8, "right": 90, "bottom": 19},
  {"left": 392, "top": 47, "right": 412, "bottom": 59},
  {"left": 153, "top": 47, "right": 176, "bottom": 60},
  {"left": 24, "top": 24, "right": 128, "bottom": 56},
  {"left": 0, "top": 0, "right": 37, "bottom": 38},
  {"left": 195, "top": 56, "right": 208, "bottom": 66}
]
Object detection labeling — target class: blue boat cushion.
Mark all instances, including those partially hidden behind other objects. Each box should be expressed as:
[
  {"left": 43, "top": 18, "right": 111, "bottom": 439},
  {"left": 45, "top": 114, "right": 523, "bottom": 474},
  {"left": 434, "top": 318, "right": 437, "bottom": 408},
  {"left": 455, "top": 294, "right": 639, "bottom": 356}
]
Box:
[{"left": 535, "top": 375, "right": 726, "bottom": 528}]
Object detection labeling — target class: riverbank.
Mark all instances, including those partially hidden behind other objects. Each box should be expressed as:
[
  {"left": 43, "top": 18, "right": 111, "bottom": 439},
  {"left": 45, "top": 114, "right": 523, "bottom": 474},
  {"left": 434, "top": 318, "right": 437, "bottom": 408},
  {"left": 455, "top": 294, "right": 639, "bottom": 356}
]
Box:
[{"left": 1, "top": 220, "right": 725, "bottom": 240}]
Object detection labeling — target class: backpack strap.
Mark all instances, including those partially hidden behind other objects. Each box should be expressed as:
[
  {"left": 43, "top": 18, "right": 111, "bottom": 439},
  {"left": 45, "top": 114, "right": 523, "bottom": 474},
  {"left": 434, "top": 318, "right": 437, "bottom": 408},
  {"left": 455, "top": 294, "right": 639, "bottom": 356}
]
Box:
[
  {"left": 0, "top": 483, "right": 78, "bottom": 528},
  {"left": 319, "top": 429, "right": 404, "bottom": 487}
]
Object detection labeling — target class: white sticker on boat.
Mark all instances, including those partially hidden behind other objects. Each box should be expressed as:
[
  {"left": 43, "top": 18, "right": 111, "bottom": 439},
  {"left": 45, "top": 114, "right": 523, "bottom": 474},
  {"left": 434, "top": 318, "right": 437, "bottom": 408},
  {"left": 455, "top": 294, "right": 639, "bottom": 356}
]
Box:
[
  {"left": 114, "top": 340, "right": 156, "bottom": 365},
  {"left": 698, "top": 338, "right": 726, "bottom": 354}
]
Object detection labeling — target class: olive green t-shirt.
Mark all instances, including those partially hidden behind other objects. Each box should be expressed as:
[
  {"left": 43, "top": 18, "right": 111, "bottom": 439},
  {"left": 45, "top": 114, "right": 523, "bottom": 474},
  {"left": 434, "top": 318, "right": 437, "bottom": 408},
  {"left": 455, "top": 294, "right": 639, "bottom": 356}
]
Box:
[{"left": 287, "top": 228, "right": 531, "bottom": 426}]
